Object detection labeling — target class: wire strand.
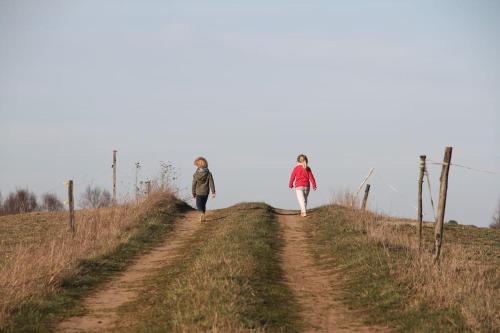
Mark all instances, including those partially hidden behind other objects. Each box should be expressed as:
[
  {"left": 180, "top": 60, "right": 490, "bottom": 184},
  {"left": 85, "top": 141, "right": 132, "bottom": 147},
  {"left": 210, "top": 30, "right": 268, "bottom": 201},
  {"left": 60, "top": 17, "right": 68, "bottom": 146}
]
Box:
[
  {"left": 424, "top": 167, "right": 436, "bottom": 221},
  {"left": 427, "top": 160, "right": 500, "bottom": 176}
]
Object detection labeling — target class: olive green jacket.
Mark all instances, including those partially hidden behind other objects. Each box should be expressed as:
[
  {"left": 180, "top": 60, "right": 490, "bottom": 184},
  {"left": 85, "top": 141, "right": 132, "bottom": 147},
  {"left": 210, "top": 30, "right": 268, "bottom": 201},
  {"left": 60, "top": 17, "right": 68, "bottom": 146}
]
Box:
[{"left": 192, "top": 168, "right": 215, "bottom": 196}]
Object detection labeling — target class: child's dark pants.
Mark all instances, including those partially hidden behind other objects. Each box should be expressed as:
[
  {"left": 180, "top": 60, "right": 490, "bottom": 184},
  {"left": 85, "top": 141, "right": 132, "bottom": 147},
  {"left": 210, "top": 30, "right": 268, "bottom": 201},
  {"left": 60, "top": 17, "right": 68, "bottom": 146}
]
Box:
[{"left": 196, "top": 195, "right": 209, "bottom": 213}]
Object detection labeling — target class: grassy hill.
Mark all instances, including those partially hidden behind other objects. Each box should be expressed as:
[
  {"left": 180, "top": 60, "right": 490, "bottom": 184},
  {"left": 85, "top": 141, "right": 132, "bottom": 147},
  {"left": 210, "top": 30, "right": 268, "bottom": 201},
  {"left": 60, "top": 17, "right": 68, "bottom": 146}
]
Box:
[
  {"left": 305, "top": 205, "right": 499, "bottom": 332},
  {"left": 0, "top": 191, "right": 188, "bottom": 332},
  {"left": 0, "top": 198, "right": 498, "bottom": 332}
]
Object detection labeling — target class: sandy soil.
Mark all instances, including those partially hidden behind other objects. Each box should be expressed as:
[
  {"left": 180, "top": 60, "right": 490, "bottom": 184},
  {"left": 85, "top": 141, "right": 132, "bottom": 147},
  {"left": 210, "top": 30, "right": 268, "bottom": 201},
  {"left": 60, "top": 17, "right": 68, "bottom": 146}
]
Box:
[{"left": 276, "top": 209, "right": 387, "bottom": 332}]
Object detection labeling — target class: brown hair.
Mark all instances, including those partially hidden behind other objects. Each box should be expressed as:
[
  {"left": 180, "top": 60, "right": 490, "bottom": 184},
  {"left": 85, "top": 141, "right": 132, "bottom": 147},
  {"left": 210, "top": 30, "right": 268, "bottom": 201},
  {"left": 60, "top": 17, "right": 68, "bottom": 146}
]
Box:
[
  {"left": 194, "top": 157, "right": 208, "bottom": 168},
  {"left": 297, "top": 154, "right": 309, "bottom": 168}
]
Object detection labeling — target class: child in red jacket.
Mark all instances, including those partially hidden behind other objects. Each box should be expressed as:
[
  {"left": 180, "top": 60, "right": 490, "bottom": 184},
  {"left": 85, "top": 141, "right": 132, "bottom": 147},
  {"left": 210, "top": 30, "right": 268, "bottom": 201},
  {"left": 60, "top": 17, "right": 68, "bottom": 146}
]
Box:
[{"left": 289, "top": 154, "right": 317, "bottom": 217}]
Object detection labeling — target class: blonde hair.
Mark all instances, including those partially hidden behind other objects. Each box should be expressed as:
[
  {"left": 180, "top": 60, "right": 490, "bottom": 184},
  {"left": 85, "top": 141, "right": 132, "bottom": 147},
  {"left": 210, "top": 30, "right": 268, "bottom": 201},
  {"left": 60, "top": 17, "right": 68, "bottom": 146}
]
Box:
[
  {"left": 297, "top": 154, "right": 309, "bottom": 168},
  {"left": 194, "top": 157, "right": 208, "bottom": 168}
]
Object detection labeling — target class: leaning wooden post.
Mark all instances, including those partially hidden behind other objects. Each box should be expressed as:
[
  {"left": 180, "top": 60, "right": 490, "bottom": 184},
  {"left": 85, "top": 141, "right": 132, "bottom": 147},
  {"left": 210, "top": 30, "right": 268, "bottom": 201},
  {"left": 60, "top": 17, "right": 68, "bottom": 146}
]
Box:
[
  {"left": 361, "top": 184, "right": 371, "bottom": 211},
  {"left": 112, "top": 150, "right": 117, "bottom": 204},
  {"left": 67, "top": 180, "right": 75, "bottom": 233},
  {"left": 352, "top": 168, "right": 375, "bottom": 208},
  {"left": 417, "top": 155, "right": 426, "bottom": 250},
  {"left": 433, "top": 147, "right": 452, "bottom": 262}
]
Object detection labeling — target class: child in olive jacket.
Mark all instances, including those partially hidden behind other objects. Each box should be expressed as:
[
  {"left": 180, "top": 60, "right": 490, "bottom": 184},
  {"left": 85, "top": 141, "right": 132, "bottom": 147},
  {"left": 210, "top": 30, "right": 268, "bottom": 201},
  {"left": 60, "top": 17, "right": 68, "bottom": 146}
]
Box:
[{"left": 192, "top": 157, "right": 216, "bottom": 222}]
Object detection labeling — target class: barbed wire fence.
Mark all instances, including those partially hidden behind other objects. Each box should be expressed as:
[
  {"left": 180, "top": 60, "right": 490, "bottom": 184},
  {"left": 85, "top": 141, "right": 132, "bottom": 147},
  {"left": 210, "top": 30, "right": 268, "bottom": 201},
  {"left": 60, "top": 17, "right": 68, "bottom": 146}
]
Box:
[
  {"left": 349, "top": 146, "right": 498, "bottom": 263},
  {"left": 0, "top": 150, "right": 180, "bottom": 232}
]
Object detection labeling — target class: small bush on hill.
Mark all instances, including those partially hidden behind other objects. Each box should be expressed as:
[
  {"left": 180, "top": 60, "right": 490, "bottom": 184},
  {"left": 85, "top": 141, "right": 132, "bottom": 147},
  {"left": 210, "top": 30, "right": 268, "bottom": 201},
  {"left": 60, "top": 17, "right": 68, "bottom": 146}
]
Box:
[
  {"left": 80, "top": 185, "right": 111, "bottom": 209},
  {"left": 41, "top": 193, "right": 64, "bottom": 211},
  {"left": 2, "top": 189, "right": 38, "bottom": 214},
  {"left": 490, "top": 199, "right": 500, "bottom": 229}
]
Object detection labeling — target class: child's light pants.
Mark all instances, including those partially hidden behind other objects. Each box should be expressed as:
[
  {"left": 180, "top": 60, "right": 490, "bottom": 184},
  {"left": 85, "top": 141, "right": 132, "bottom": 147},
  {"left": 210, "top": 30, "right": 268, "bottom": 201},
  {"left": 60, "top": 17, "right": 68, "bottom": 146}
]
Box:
[{"left": 295, "top": 187, "right": 310, "bottom": 214}]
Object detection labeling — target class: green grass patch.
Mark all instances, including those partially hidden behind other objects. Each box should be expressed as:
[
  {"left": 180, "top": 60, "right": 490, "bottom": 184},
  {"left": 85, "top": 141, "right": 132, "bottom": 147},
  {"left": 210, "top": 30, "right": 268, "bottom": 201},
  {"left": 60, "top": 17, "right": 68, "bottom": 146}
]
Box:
[
  {"left": 1, "top": 196, "right": 189, "bottom": 333},
  {"left": 116, "top": 203, "right": 300, "bottom": 332},
  {"left": 304, "top": 206, "right": 470, "bottom": 333}
]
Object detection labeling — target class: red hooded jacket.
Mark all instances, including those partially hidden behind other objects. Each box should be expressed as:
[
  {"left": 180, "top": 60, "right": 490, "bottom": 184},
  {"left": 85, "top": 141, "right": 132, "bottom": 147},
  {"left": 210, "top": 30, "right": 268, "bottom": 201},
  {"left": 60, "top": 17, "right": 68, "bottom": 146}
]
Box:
[{"left": 289, "top": 165, "right": 317, "bottom": 189}]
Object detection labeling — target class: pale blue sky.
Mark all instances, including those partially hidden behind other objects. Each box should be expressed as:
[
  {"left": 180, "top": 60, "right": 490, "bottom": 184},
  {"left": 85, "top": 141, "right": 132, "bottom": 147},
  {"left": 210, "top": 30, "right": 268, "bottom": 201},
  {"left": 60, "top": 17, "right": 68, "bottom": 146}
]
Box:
[{"left": 1, "top": 1, "right": 499, "bottom": 226}]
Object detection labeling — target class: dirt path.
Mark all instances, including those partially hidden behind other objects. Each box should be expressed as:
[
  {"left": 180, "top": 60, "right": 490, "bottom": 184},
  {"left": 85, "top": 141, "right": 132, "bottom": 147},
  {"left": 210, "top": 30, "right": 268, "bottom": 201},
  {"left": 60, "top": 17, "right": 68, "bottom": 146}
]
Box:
[
  {"left": 276, "top": 209, "right": 383, "bottom": 333},
  {"left": 58, "top": 211, "right": 201, "bottom": 333}
]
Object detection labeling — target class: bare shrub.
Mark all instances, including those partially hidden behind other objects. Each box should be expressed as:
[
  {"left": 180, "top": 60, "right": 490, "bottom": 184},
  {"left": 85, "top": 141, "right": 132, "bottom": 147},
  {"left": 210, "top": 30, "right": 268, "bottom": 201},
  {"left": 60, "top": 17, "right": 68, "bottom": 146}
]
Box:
[
  {"left": 160, "top": 161, "right": 178, "bottom": 190},
  {"left": 80, "top": 186, "right": 111, "bottom": 209},
  {"left": 136, "top": 163, "right": 180, "bottom": 201},
  {"left": 490, "top": 198, "right": 500, "bottom": 229},
  {"left": 2, "top": 189, "right": 38, "bottom": 214},
  {"left": 331, "top": 188, "right": 356, "bottom": 207},
  {"left": 41, "top": 193, "right": 64, "bottom": 211}
]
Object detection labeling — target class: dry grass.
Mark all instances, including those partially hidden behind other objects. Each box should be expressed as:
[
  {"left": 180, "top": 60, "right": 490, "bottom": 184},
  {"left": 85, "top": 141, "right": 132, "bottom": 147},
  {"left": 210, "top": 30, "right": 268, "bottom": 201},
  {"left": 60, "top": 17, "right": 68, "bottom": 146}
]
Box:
[
  {"left": 327, "top": 198, "right": 500, "bottom": 332},
  {"left": 331, "top": 188, "right": 357, "bottom": 207},
  {"left": 0, "top": 189, "right": 178, "bottom": 329}
]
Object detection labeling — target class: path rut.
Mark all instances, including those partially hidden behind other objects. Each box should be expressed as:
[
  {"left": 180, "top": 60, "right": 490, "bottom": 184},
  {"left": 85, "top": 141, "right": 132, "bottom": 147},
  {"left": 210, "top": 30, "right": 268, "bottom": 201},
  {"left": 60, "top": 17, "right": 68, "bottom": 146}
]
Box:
[
  {"left": 58, "top": 211, "right": 200, "bottom": 333},
  {"left": 276, "top": 210, "right": 384, "bottom": 333}
]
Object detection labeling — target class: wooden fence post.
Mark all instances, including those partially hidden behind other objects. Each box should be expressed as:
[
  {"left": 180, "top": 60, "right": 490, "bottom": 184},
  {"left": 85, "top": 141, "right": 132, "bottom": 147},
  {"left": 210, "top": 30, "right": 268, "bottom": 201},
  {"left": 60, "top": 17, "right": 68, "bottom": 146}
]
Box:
[
  {"left": 68, "top": 180, "right": 75, "bottom": 233},
  {"left": 361, "top": 184, "right": 371, "bottom": 211},
  {"left": 112, "top": 150, "right": 117, "bottom": 204},
  {"left": 418, "top": 155, "right": 426, "bottom": 250},
  {"left": 135, "top": 162, "right": 141, "bottom": 202},
  {"left": 433, "top": 147, "right": 452, "bottom": 262},
  {"left": 145, "top": 180, "right": 152, "bottom": 197}
]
